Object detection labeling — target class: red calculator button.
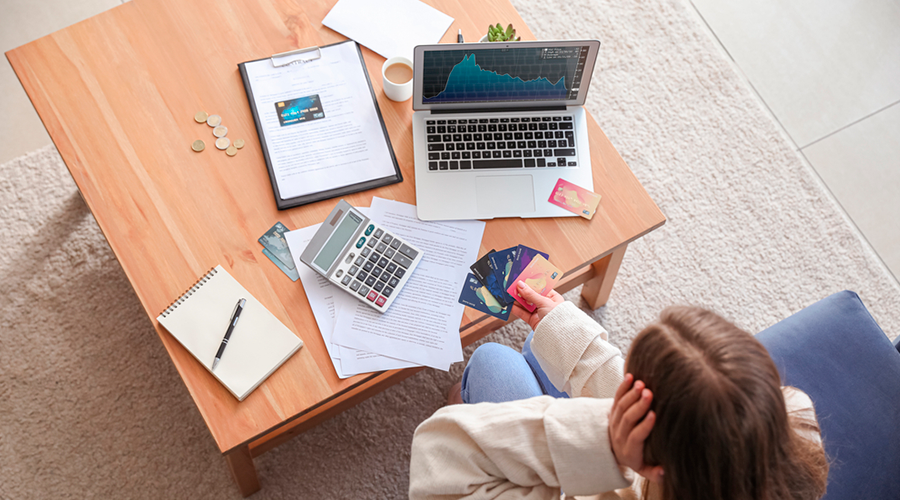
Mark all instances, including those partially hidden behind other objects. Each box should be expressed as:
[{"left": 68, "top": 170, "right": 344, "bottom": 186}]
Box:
[
  {"left": 367, "top": 290, "right": 378, "bottom": 302},
  {"left": 375, "top": 296, "right": 387, "bottom": 307}
]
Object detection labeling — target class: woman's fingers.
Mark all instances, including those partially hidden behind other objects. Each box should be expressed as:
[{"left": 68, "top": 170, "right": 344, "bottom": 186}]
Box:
[
  {"left": 544, "top": 289, "right": 564, "bottom": 305},
  {"left": 510, "top": 302, "right": 530, "bottom": 321},
  {"left": 613, "top": 374, "right": 634, "bottom": 404},
  {"left": 611, "top": 380, "right": 644, "bottom": 429},
  {"left": 620, "top": 389, "right": 653, "bottom": 431},
  {"left": 516, "top": 281, "right": 553, "bottom": 308},
  {"left": 515, "top": 281, "right": 539, "bottom": 301},
  {"left": 610, "top": 374, "right": 633, "bottom": 419},
  {"left": 629, "top": 409, "right": 656, "bottom": 444}
]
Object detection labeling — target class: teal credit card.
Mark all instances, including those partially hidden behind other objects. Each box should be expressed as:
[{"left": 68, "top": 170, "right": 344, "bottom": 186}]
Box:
[
  {"left": 274, "top": 94, "right": 325, "bottom": 127},
  {"left": 259, "top": 221, "right": 295, "bottom": 270},
  {"left": 263, "top": 248, "right": 299, "bottom": 281}
]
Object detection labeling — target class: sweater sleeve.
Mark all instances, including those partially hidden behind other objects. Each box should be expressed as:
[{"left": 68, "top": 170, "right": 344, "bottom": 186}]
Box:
[
  {"left": 409, "top": 396, "right": 633, "bottom": 500},
  {"left": 529, "top": 302, "right": 625, "bottom": 398}
]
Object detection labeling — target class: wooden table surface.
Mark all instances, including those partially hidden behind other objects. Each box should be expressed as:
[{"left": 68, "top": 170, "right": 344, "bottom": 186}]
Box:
[{"left": 8, "top": 0, "right": 664, "bottom": 493}]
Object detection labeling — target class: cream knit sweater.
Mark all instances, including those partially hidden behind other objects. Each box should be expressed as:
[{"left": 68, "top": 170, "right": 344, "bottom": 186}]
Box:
[{"left": 409, "top": 302, "right": 820, "bottom": 499}]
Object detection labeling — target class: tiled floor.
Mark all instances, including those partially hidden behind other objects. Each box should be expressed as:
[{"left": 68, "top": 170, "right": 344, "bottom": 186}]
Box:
[
  {"left": 3, "top": 0, "right": 897, "bottom": 281},
  {"left": 691, "top": 0, "right": 900, "bottom": 281}
]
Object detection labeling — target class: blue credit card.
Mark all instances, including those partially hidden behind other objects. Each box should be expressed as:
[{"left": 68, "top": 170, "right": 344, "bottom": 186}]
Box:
[
  {"left": 470, "top": 250, "right": 509, "bottom": 307},
  {"left": 275, "top": 94, "right": 325, "bottom": 126},
  {"left": 489, "top": 246, "right": 518, "bottom": 304},
  {"left": 262, "top": 248, "right": 299, "bottom": 281},
  {"left": 458, "top": 273, "right": 510, "bottom": 321}
]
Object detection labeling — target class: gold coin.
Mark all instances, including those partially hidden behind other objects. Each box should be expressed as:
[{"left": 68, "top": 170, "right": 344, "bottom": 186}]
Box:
[
  {"left": 213, "top": 126, "right": 228, "bottom": 138},
  {"left": 226, "top": 145, "right": 238, "bottom": 157},
  {"left": 206, "top": 114, "right": 222, "bottom": 127},
  {"left": 191, "top": 139, "right": 205, "bottom": 152},
  {"left": 194, "top": 111, "right": 208, "bottom": 123},
  {"left": 234, "top": 139, "right": 245, "bottom": 149},
  {"left": 215, "top": 137, "right": 230, "bottom": 150}
]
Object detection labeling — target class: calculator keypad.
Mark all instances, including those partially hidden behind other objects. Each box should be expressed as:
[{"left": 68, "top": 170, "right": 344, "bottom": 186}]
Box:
[{"left": 329, "top": 219, "right": 422, "bottom": 312}]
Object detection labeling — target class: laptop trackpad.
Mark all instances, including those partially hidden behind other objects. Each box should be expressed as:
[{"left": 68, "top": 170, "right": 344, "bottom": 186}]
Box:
[{"left": 475, "top": 175, "right": 535, "bottom": 217}]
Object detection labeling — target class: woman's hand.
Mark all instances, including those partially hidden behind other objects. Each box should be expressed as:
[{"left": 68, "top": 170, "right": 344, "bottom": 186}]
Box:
[
  {"left": 608, "top": 374, "right": 665, "bottom": 483},
  {"left": 510, "top": 281, "right": 564, "bottom": 330}
]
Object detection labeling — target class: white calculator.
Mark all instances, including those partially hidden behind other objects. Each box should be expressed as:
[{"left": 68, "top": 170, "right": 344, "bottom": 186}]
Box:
[{"left": 299, "top": 200, "right": 423, "bottom": 312}]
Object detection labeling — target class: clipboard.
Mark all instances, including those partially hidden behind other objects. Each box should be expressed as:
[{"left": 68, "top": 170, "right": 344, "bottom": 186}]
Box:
[{"left": 238, "top": 40, "right": 402, "bottom": 211}]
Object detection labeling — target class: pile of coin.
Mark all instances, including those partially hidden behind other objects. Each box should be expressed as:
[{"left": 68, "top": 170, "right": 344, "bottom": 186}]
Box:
[{"left": 192, "top": 111, "right": 245, "bottom": 157}]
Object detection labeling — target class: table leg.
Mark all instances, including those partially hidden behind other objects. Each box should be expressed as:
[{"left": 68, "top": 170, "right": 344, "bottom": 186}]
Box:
[
  {"left": 581, "top": 245, "right": 627, "bottom": 309},
  {"left": 225, "top": 445, "right": 261, "bottom": 497}
]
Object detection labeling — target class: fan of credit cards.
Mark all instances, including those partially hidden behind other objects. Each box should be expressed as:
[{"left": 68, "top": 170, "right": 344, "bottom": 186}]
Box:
[{"left": 458, "top": 245, "right": 563, "bottom": 321}]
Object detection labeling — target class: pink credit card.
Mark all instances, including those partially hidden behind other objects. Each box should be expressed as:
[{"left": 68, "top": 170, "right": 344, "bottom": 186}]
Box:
[
  {"left": 548, "top": 178, "right": 601, "bottom": 219},
  {"left": 506, "top": 255, "right": 563, "bottom": 312}
]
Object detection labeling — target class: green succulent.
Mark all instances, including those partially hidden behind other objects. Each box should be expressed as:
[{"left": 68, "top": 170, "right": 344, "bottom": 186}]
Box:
[{"left": 487, "top": 23, "right": 521, "bottom": 42}]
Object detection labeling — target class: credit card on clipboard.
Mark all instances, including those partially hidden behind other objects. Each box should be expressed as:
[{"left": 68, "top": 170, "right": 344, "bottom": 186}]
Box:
[{"left": 275, "top": 94, "right": 325, "bottom": 127}]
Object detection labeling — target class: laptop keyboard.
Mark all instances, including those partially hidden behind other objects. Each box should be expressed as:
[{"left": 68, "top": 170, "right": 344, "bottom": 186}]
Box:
[{"left": 425, "top": 116, "right": 576, "bottom": 171}]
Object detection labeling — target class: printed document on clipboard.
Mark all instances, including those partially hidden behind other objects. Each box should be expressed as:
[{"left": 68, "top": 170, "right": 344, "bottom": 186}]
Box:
[{"left": 238, "top": 40, "right": 402, "bottom": 210}]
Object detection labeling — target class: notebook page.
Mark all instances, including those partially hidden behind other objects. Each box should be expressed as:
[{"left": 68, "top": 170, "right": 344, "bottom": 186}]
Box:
[{"left": 157, "top": 266, "right": 303, "bottom": 400}]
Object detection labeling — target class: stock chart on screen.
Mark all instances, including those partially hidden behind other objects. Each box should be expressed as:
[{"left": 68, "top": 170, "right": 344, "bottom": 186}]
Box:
[{"left": 421, "top": 46, "right": 589, "bottom": 104}]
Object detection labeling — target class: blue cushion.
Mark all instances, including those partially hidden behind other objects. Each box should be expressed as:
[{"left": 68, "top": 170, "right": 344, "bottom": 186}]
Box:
[{"left": 756, "top": 290, "right": 900, "bottom": 499}]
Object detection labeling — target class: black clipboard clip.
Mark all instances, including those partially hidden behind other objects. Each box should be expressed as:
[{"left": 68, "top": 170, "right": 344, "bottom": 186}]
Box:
[{"left": 271, "top": 46, "right": 322, "bottom": 67}]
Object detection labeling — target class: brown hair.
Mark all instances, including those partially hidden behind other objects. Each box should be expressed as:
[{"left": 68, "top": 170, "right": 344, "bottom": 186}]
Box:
[{"left": 625, "top": 306, "right": 828, "bottom": 500}]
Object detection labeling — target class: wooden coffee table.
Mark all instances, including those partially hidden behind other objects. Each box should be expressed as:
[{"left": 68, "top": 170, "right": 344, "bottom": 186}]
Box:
[{"left": 7, "top": 0, "right": 664, "bottom": 495}]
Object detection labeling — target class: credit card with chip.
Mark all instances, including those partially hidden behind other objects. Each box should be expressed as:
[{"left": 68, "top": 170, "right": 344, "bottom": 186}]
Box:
[
  {"left": 275, "top": 94, "right": 325, "bottom": 127},
  {"left": 489, "top": 247, "right": 518, "bottom": 305},
  {"left": 458, "top": 273, "right": 510, "bottom": 321},
  {"left": 548, "top": 178, "right": 601, "bottom": 219},
  {"left": 259, "top": 221, "right": 295, "bottom": 270},
  {"left": 470, "top": 250, "right": 508, "bottom": 306},
  {"left": 507, "top": 255, "right": 563, "bottom": 313}
]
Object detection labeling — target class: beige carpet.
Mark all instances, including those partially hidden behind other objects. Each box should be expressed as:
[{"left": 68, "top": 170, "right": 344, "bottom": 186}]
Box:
[{"left": 2, "top": 0, "right": 898, "bottom": 498}]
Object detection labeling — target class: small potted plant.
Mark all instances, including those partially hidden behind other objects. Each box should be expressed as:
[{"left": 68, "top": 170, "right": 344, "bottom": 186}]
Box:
[{"left": 480, "top": 23, "right": 522, "bottom": 42}]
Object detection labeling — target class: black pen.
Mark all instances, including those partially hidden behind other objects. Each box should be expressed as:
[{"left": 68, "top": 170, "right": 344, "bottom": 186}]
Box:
[
  {"left": 458, "top": 29, "right": 464, "bottom": 43},
  {"left": 212, "top": 298, "right": 245, "bottom": 371}
]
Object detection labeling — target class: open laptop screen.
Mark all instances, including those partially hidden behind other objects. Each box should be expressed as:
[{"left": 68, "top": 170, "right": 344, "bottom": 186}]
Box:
[{"left": 413, "top": 40, "right": 600, "bottom": 111}]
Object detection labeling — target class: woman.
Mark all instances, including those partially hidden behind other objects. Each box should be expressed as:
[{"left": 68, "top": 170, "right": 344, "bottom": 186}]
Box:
[{"left": 409, "top": 282, "right": 828, "bottom": 499}]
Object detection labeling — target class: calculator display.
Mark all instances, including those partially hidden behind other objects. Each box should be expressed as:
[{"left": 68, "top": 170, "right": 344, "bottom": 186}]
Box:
[{"left": 313, "top": 211, "right": 363, "bottom": 271}]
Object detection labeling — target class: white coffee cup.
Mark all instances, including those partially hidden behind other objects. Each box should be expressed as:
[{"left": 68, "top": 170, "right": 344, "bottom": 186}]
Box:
[{"left": 382, "top": 56, "right": 414, "bottom": 102}]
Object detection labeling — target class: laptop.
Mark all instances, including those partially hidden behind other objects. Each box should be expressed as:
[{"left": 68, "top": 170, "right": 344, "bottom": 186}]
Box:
[{"left": 411, "top": 40, "right": 601, "bottom": 221}]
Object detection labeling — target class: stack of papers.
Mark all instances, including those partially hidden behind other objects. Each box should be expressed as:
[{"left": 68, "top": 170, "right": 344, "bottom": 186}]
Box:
[{"left": 285, "top": 198, "right": 484, "bottom": 378}]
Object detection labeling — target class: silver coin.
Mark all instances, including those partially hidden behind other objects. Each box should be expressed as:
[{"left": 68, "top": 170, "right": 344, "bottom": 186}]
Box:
[
  {"left": 215, "top": 137, "right": 230, "bottom": 150},
  {"left": 213, "top": 126, "right": 228, "bottom": 138},
  {"left": 206, "top": 114, "right": 222, "bottom": 127}
]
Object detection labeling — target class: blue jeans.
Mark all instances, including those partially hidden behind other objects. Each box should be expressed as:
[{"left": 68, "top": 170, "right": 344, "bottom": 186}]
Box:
[{"left": 461, "top": 332, "right": 569, "bottom": 404}]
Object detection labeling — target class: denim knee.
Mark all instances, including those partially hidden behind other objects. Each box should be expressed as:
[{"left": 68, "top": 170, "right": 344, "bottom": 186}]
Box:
[{"left": 461, "top": 342, "right": 544, "bottom": 404}]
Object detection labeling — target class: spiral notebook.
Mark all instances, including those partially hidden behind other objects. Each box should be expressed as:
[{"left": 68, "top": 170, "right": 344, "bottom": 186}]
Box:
[{"left": 157, "top": 265, "right": 303, "bottom": 401}]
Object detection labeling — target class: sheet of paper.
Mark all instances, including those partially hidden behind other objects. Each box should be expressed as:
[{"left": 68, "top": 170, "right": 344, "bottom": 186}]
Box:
[
  {"left": 286, "top": 207, "right": 419, "bottom": 378},
  {"left": 331, "top": 198, "right": 485, "bottom": 370},
  {"left": 331, "top": 290, "right": 421, "bottom": 375},
  {"left": 322, "top": 0, "right": 454, "bottom": 60},
  {"left": 286, "top": 223, "right": 342, "bottom": 376},
  {"left": 242, "top": 41, "right": 396, "bottom": 200},
  {"left": 337, "top": 345, "right": 422, "bottom": 374}
]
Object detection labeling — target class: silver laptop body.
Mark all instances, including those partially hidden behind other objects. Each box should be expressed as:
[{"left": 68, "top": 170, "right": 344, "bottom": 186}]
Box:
[{"left": 412, "top": 40, "right": 601, "bottom": 221}]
